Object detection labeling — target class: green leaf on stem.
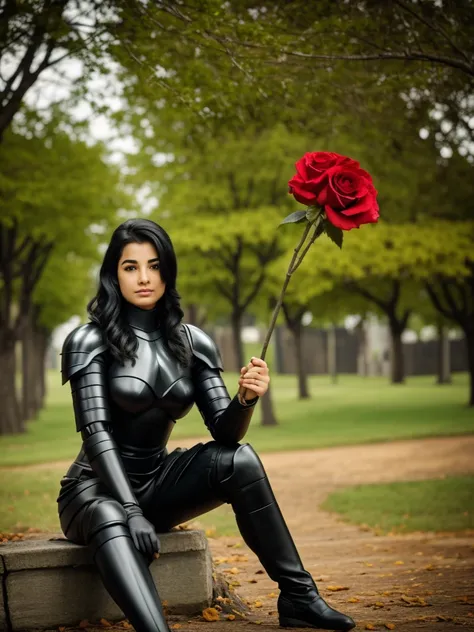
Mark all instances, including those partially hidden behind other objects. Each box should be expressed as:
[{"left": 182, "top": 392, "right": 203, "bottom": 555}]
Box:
[
  {"left": 306, "top": 206, "right": 321, "bottom": 223},
  {"left": 324, "top": 219, "right": 344, "bottom": 249},
  {"left": 280, "top": 210, "right": 307, "bottom": 225}
]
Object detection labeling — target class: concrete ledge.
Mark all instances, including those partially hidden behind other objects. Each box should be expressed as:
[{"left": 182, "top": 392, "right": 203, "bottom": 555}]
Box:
[{"left": 0, "top": 531, "right": 212, "bottom": 631}]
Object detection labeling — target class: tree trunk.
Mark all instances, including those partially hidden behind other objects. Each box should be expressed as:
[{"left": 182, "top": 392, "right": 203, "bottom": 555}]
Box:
[
  {"left": 436, "top": 324, "right": 451, "bottom": 385},
  {"left": 389, "top": 322, "right": 405, "bottom": 384},
  {"left": 260, "top": 383, "right": 278, "bottom": 426},
  {"left": 35, "top": 326, "right": 49, "bottom": 412},
  {"left": 292, "top": 323, "right": 310, "bottom": 399},
  {"left": 464, "top": 328, "right": 474, "bottom": 407},
  {"left": 327, "top": 324, "right": 338, "bottom": 384},
  {"left": 0, "top": 339, "right": 24, "bottom": 435},
  {"left": 22, "top": 310, "right": 38, "bottom": 421},
  {"left": 230, "top": 311, "right": 245, "bottom": 372}
]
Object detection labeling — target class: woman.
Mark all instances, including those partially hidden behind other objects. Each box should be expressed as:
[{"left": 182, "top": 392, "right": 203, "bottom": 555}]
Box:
[{"left": 58, "top": 218, "right": 355, "bottom": 632}]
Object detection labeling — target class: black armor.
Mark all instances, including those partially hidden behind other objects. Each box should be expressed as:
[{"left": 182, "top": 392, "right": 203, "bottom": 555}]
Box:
[{"left": 57, "top": 303, "right": 355, "bottom": 632}]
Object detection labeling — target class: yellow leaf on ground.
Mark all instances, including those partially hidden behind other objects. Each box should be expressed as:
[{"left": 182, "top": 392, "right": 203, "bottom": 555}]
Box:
[
  {"left": 347, "top": 597, "right": 360, "bottom": 603},
  {"left": 202, "top": 607, "right": 220, "bottom": 622},
  {"left": 267, "top": 592, "right": 278, "bottom": 598},
  {"left": 385, "top": 624, "right": 396, "bottom": 630},
  {"left": 254, "top": 601, "right": 263, "bottom": 608},
  {"left": 327, "top": 585, "right": 350, "bottom": 592},
  {"left": 365, "top": 624, "right": 376, "bottom": 630},
  {"left": 224, "top": 567, "right": 240, "bottom": 575},
  {"left": 171, "top": 625, "right": 182, "bottom": 630},
  {"left": 227, "top": 614, "right": 236, "bottom": 621},
  {"left": 394, "top": 561, "right": 404, "bottom": 565}
]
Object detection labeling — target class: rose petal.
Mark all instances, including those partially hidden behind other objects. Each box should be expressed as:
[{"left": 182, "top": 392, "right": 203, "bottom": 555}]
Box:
[
  {"left": 325, "top": 206, "right": 360, "bottom": 230},
  {"left": 340, "top": 193, "right": 377, "bottom": 216}
]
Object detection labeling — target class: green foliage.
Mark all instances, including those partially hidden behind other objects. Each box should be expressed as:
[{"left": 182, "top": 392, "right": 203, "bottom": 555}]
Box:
[
  {"left": 0, "top": 129, "right": 126, "bottom": 242},
  {"left": 0, "top": 128, "right": 130, "bottom": 335},
  {"left": 322, "top": 476, "right": 474, "bottom": 534},
  {"left": 33, "top": 253, "right": 97, "bottom": 330}
]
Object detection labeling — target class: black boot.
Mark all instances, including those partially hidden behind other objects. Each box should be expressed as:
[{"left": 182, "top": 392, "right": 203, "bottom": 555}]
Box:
[
  {"left": 91, "top": 526, "right": 170, "bottom": 632},
  {"left": 221, "top": 445, "right": 355, "bottom": 631}
]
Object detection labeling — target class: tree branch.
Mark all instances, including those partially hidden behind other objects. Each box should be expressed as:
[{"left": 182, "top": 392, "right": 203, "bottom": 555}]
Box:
[{"left": 393, "top": 0, "right": 471, "bottom": 64}]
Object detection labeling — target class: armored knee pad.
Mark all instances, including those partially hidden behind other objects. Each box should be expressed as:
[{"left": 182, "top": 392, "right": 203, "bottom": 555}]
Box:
[
  {"left": 82, "top": 499, "right": 130, "bottom": 553},
  {"left": 216, "top": 444, "right": 274, "bottom": 512}
]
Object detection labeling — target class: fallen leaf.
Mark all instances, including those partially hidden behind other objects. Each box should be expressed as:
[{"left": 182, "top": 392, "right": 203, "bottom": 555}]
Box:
[
  {"left": 254, "top": 601, "right": 263, "bottom": 608},
  {"left": 202, "top": 607, "right": 220, "bottom": 622},
  {"left": 385, "top": 624, "right": 396, "bottom": 630},
  {"left": 365, "top": 563, "right": 374, "bottom": 567},
  {"left": 227, "top": 614, "right": 235, "bottom": 621},
  {"left": 248, "top": 579, "right": 258, "bottom": 583},
  {"left": 223, "top": 567, "right": 240, "bottom": 575},
  {"left": 374, "top": 602, "right": 384, "bottom": 608},
  {"left": 394, "top": 561, "right": 404, "bottom": 566},
  {"left": 347, "top": 597, "right": 360, "bottom": 603},
  {"left": 327, "top": 585, "right": 350, "bottom": 592},
  {"left": 100, "top": 619, "right": 112, "bottom": 627},
  {"left": 365, "top": 624, "right": 376, "bottom": 630},
  {"left": 171, "top": 625, "right": 182, "bottom": 630},
  {"left": 267, "top": 592, "right": 278, "bottom": 598}
]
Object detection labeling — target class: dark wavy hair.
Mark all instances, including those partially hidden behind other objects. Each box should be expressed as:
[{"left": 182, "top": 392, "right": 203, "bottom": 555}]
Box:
[{"left": 87, "top": 218, "right": 191, "bottom": 366}]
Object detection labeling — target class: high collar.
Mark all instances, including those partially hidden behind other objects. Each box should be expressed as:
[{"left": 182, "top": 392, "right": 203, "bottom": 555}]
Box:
[{"left": 124, "top": 301, "right": 160, "bottom": 333}]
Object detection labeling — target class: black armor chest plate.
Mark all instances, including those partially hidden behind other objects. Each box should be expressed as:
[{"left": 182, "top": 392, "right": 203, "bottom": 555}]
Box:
[
  {"left": 106, "top": 306, "right": 195, "bottom": 451},
  {"left": 108, "top": 329, "right": 194, "bottom": 419}
]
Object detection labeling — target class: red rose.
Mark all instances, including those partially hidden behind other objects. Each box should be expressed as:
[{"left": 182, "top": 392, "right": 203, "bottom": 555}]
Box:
[
  {"left": 288, "top": 152, "right": 359, "bottom": 207},
  {"left": 323, "top": 165, "right": 379, "bottom": 230},
  {"left": 288, "top": 152, "right": 379, "bottom": 230}
]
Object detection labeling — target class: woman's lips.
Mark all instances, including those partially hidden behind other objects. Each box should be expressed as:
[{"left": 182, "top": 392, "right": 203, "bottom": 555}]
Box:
[{"left": 136, "top": 289, "right": 153, "bottom": 295}]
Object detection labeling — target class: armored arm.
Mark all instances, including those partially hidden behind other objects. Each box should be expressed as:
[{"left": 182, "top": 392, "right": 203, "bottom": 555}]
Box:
[
  {"left": 184, "top": 324, "right": 258, "bottom": 446},
  {"left": 62, "top": 325, "right": 149, "bottom": 525}
]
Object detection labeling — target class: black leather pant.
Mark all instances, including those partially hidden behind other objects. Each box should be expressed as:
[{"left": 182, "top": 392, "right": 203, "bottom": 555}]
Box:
[{"left": 58, "top": 442, "right": 314, "bottom": 632}]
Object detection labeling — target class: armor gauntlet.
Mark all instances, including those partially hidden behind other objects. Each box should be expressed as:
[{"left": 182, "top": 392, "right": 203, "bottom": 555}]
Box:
[
  {"left": 62, "top": 325, "right": 142, "bottom": 516},
  {"left": 184, "top": 324, "right": 258, "bottom": 446}
]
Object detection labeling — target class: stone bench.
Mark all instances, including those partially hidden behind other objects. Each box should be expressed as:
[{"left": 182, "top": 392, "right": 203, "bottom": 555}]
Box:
[{"left": 0, "top": 530, "right": 212, "bottom": 631}]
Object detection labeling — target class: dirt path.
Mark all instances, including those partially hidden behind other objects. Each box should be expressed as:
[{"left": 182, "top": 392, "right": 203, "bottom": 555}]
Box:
[{"left": 24, "top": 435, "right": 474, "bottom": 631}]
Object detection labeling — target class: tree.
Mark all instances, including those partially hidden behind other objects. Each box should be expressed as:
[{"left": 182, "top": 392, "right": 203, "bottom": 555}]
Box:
[
  {"left": 0, "top": 128, "right": 127, "bottom": 434},
  {"left": 22, "top": 251, "right": 98, "bottom": 420},
  {"left": 112, "top": 1, "right": 474, "bottom": 149},
  {"left": 0, "top": 1, "right": 120, "bottom": 141},
  {"left": 416, "top": 222, "right": 474, "bottom": 405}
]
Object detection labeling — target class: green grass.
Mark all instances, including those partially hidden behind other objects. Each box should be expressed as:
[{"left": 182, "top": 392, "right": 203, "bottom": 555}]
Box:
[
  {"left": 0, "top": 371, "right": 473, "bottom": 467},
  {"left": 322, "top": 476, "right": 474, "bottom": 534}
]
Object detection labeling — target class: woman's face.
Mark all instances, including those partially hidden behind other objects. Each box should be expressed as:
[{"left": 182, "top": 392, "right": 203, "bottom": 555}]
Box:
[{"left": 117, "top": 241, "right": 166, "bottom": 310}]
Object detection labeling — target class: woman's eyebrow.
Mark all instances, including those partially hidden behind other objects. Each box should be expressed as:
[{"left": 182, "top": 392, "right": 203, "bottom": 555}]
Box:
[{"left": 121, "top": 258, "right": 160, "bottom": 265}]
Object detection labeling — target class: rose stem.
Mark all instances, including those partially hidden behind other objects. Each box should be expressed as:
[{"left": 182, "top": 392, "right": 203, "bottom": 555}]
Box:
[{"left": 239, "top": 217, "right": 321, "bottom": 401}]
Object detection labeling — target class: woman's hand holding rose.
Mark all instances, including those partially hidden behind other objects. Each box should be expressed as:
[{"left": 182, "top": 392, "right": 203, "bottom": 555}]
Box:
[{"left": 238, "top": 357, "right": 270, "bottom": 401}]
